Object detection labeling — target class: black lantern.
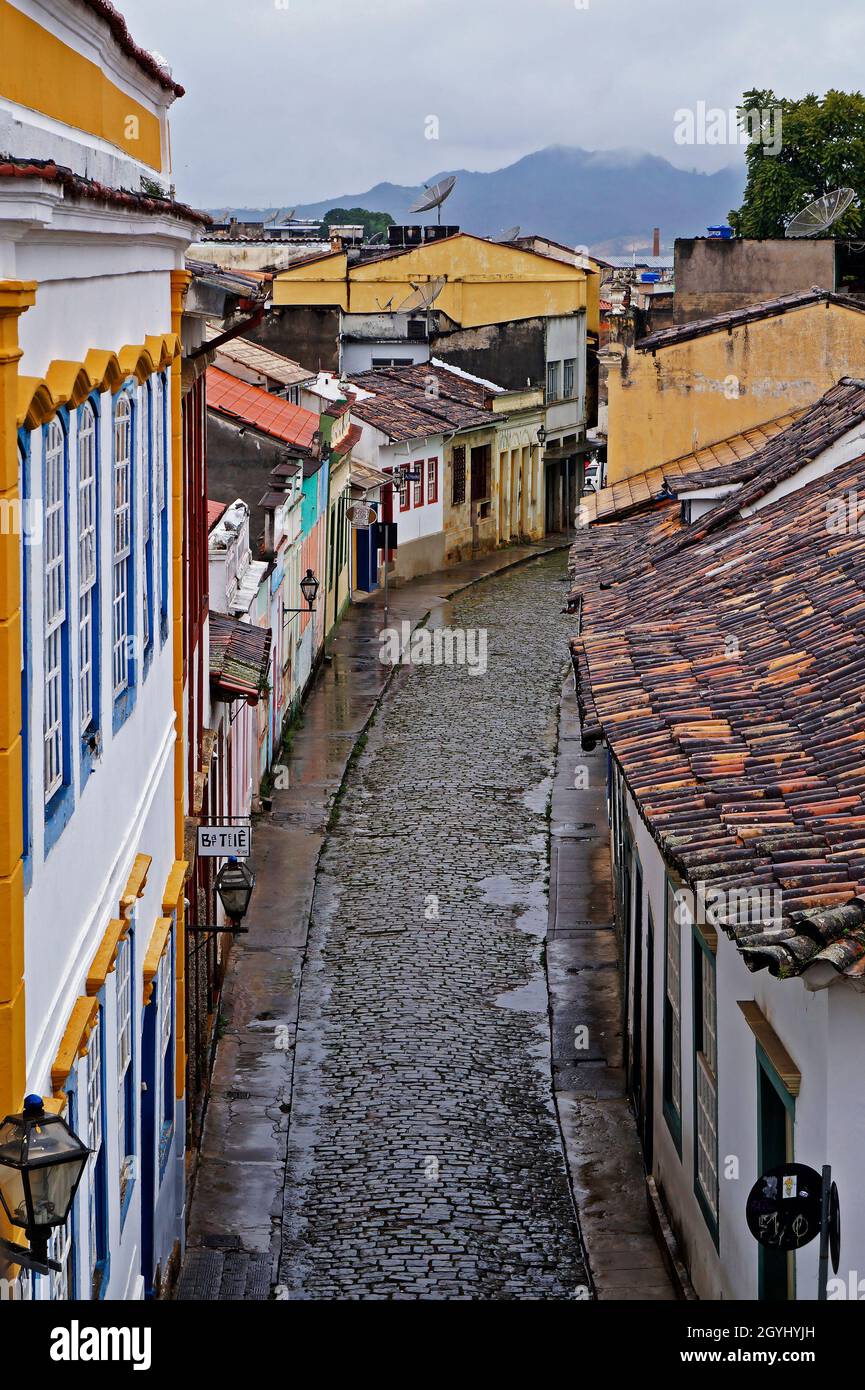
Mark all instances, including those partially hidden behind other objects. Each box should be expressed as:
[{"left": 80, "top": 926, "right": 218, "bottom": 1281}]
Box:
[
  {"left": 299, "top": 568, "right": 320, "bottom": 610},
  {"left": 537, "top": 425, "right": 547, "bottom": 446},
  {"left": 215, "top": 856, "right": 255, "bottom": 924},
  {"left": 0, "top": 1095, "right": 89, "bottom": 1272}
]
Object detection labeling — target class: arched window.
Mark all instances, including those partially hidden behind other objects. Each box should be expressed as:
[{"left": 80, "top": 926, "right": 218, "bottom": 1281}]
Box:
[
  {"left": 43, "top": 418, "right": 67, "bottom": 801},
  {"left": 112, "top": 393, "right": 133, "bottom": 699},
  {"left": 77, "top": 402, "right": 98, "bottom": 734}
]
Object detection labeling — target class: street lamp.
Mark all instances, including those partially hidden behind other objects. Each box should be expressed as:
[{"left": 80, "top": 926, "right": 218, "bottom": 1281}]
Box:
[
  {"left": 282, "top": 569, "right": 320, "bottom": 629},
  {"left": 299, "top": 568, "right": 320, "bottom": 610},
  {"left": 215, "top": 856, "right": 255, "bottom": 926},
  {"left": 537, "top": 425, "right": 547, "bottom": 446},
  {"left": 0, "top": 1095, "right": 89, "bottom": 1275}
]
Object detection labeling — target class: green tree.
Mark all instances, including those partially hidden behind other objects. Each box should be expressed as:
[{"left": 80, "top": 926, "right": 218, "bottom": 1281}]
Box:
[
  {"left": 728, "top": 89, "right": 865, "bottom": 237},
  {"left": 319, "top": 207, "right": 394, "bottom": 241}
]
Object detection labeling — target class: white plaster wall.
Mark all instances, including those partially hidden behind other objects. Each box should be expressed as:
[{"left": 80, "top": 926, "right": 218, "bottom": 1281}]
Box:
[{"left": 623, "top": 784, "right": 865, "bottom": 1301}]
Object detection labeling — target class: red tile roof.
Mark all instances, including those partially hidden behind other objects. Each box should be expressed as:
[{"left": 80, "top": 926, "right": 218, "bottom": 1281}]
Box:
[
  {"left": 207, "top": 500, "right": 228, "bottom": 532},
  {"left": 206, "top": 367, "right": 318, "bottom": 450},
  {"left": 209, "top": 613, "right": 272, "bottom": 703},
  {"left": 0, "top": 158, "right": 209, "bottom": 224},
  {"left": 80, "top": 1, "right": 185, "bottom": 95},
  {"left": 637, "top": 290, "right": 865, "bottom": 353}
]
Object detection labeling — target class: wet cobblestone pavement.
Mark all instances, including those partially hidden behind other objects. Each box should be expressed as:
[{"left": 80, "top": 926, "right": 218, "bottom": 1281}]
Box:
[{"left": 278, "top": 552, "right": 589, "bottom": 1299}]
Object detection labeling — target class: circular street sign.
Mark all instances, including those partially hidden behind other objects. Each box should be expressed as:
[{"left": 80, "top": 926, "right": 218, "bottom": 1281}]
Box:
[
  {"left": 746, "top": 1163, "right": 823, "bottom": 1252},
  {"left": 829, "top": 1181, "right": 841, "bottom": 1274},
  {"left": 348, "top": 503, "right": 376, "bottom": 528}
]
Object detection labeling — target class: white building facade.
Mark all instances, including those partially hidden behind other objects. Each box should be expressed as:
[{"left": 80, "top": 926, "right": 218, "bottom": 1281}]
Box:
[{"left": 0, "top": 0, "right": 198, "bottom": 1299}]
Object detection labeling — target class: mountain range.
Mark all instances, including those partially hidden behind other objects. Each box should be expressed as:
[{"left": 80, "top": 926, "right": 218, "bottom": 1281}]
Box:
[{"left": 216, "top": 146, "right": 746, "bottom": 255}]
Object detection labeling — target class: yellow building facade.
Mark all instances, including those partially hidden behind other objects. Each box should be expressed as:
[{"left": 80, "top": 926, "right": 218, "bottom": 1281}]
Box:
[
  {"left": 607, "top": 294, "right": 865, "bottom": 484},
  {"left": 274, "top": 233, "right": 599, "bottom": 337}
]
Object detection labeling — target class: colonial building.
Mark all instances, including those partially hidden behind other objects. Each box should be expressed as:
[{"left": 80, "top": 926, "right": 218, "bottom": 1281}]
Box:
[
  {"left": 606, "top": 290, "right": 865, "bottom": 484},
  {"left": 0, "top": 0, "right": 204, "bottom": 1297},
  {"left": 570, "top": 380, "right": 865, "bottom": 1300}
]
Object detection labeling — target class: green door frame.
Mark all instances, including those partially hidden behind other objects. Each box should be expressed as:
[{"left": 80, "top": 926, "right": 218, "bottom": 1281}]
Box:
[{"left": 756, "top": 1042, "right": 796, "bottom": 1301}]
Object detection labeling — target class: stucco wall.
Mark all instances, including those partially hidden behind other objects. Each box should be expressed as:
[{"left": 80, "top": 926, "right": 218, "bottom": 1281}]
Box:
[
  {"left": 607, "top": 300, "right": 865, "bottom": 482},
  {"left": 674, "top": 238, "right": 836, "bottom": 324}
]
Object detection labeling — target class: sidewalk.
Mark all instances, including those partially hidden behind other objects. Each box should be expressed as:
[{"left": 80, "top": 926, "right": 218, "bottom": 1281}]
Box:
[
  {"left": 176, "top": 536, "right": 570, "bottom": 1299},
  {"left": 546, "top": 676, "right": 676, "bottom": 1300}
]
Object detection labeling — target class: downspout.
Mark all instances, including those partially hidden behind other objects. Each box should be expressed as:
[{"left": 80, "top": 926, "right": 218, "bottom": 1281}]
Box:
[{"left": 169, "top": 269, "right": 191, "bottom": 1103}]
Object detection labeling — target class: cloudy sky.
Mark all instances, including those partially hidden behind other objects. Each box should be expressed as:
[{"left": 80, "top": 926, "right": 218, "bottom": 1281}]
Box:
[{"left": 118, "top": 0, "right": 865, "bottom": 207}]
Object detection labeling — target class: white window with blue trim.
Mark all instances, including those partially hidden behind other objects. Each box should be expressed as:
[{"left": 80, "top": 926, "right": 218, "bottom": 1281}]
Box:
[
  {"left": 86, "top": 1012, "right": 108, "bottom": 1298},
  {"left": 112, "top": 390, "right": 135, "bottom": 718},
  {"left": 116, "top": 932, "right": 136, "bottom": 1218},
  {"left": 77, "top": 401, "right": 98, "bottom": 748},
  {"left": 43, "top": 418, "right": 71, "bottom": 825},
  {"left": 155, "top": 372, "right": 169, "bottom": 641},
  {"left": 141, "top": 383, "right": 154, "bottom": 664}
]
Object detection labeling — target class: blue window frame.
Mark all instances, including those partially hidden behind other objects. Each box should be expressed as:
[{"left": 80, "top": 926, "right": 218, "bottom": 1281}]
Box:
[
  {"left": 18, "top": 429, "right": 33, "bottom": 887},
  {"left": 117, "top": 931, "right": 136, "bottom": 1225},
  {"left": 86, "top": 1003, "right": 110, "bottom": 1298},
  {"left": 42, "top": 413, "right": 74, "bottom": 853},
  {"left": 155, "top": 372, "right": 169, "bottom": 643},
  {"left": 142, "top": 381, "right": 154, "bottom": 673},
  {"left": 77, "top": 397, "right": 101, "bottom": 783},
  {"left": 158, "top": 930, "right": 175, "bottom": 1179},
  {"left": 112, "top": 386, "right": 136, "bottom": 731}
]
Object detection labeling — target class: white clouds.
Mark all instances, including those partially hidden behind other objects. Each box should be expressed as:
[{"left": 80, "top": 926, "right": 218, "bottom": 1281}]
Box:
[{"left": 117, "top": 0, "right": 865, "bottom": 205}]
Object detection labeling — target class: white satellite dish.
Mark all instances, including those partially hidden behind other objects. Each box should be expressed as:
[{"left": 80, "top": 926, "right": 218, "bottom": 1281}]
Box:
[
  {"left": 395, "top": 277, "right": 446, "bottom": 313},
  {"left": 785, "top": 188, "right": 857, "bottom": 238},
  {"left": 497, "top": 225, "right": 521, "bottom": 242},
  {"left": 409, "top": 174, "right": 457, "bottom": 224}
]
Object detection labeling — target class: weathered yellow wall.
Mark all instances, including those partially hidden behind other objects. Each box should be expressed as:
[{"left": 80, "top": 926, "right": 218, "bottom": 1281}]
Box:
[
  {"left": 0, "top": 0, "right": 165, "bottom": 171},
  {"left": 607, "top": 301, "right": 865, "bottom": 482},
  {"left": 274, "top": 235, "right": 589, "bottom": 329}
]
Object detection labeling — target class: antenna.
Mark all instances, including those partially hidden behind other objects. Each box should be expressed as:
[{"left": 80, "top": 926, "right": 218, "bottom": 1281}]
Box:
[
  {"left": 497, "top": 225, "right": 521, "bottom": 242},
  {"left": 409, "top": 174, "right": 457, "bottom": 225},
  {"left": 785, "top": 188, "right": 857, "bottom": 237},
  {"left": 395, "top": 278, "right": 446, "bottom": 313}
]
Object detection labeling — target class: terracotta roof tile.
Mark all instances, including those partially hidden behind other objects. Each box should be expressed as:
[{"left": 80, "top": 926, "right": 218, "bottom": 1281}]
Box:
[{"left": 206, "top": 366, "right": 318, "bottom": 449}]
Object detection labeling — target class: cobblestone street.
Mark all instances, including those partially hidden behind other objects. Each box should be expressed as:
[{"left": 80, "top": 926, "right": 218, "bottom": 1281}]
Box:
[{"left": 277, "top": 552, "right": 589, "bottom": 1299}]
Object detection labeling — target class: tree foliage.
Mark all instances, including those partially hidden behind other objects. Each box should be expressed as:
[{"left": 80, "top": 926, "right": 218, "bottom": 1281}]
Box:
[
  {"left": 319, "top": 207, "right": 394, "bottom": 240},
  {"left": 728, "top": 89, "right": 865, "bottom": 237}
]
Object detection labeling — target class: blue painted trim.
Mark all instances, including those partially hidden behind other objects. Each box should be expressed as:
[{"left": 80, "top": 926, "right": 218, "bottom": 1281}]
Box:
[
  {"left": 17, "top": 427, "right": 33, "bottom": 891},
  {"left": 158, "top": 371, "right": 169, "bottom": 645},
  {"left": 118, "top": 926, "right": 137, "bottom": 1233},
  {"left": 142, "top": 378, "right": 154, "bottom": 679},
  {"left": 78, "top": 393, "right": 102, "bottom": 791},
  {"left": 43, "top": 409, "right": 75, "bottom": 858},
  {"left": 111, "top": 382, "right": 137, "bottom": 735},
  {"left": 92, "top": 992, "right": 110, "bottom": 1299}
]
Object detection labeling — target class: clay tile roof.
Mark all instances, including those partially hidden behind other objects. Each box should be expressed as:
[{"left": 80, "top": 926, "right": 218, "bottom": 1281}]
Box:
[
  {"left": 209, "top": 613, "right": 271, "bottom": 703},
  {"left": 582, "top": 412, "right": 803, "bottom": 525},
  {"left": 80, "top": 0, "right": 185, "bottom": 95},
  {"left": 0, "top": 157, "right": 209, "bottom": 224},
  {"left": 207, "top": 500, "right": 227, "bottom": 532},
  {"left": 569, "top": 399, "right": 865, "bottom": 983},
  {"left": 346, "top": 364, "right": 497, "bottom": 443},
  {"left": 637, "top": 289, "right": 865, "bottom": 353},
  {"left": 206, "top": 366, "right": 318, "bottom": 449},
  {"left": 205, "top": 329, "right": 314, "bottom": 388}
]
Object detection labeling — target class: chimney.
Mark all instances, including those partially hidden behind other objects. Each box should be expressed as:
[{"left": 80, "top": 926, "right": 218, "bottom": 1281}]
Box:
[{"left": 652, "top": 227, "right": 660, "bottom": 257}]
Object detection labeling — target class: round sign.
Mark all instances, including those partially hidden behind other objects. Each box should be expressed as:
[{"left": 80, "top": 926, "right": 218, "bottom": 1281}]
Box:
[
  {"left": 829, "top": 1181, "right": 841, "bottom": 1274},
  {"left": 348, "top": 503, "right": 376, "bottom": 528},
  {"left": 745, "top": 1163, "right": 823, "bottom": 1252}
]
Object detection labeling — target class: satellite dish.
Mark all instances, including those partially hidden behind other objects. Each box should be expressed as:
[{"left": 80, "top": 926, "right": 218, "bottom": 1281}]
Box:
[
  {"left": 497, "top": 225, "right": 521, "bottom": 242},
  {"left": 273, "top": 208, "right": 296, "bottom": 226},
  {"left": 785, "top": 188, "right": 857, "bottom": 238},
  {"left": 368, "top": 230, "right": 387, "bottom": 246},
  {"left": 409, "top": 174, "right": 457, "bottom": 223},
  {"left": 395, "top": 278, "right": 446, "bottom": 313}
]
